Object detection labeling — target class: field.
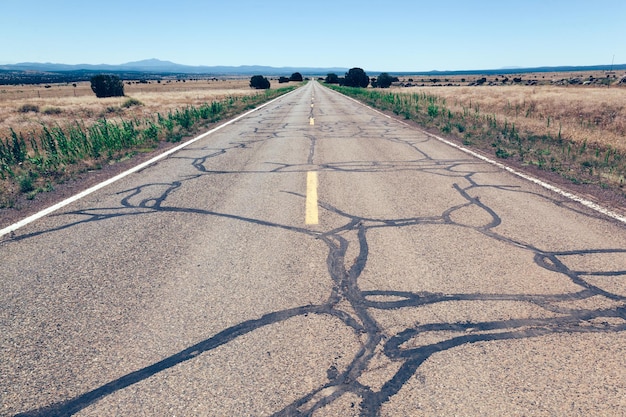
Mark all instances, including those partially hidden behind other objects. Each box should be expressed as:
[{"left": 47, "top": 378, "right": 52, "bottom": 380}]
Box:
[
  {"left": 392, "top": 71, "right": 626, "bottom": 152},
  {"left": 0, "top": 78, "right": 256, "bottom": 139},
  {"left": 0, "top": 78, "right": 295, "bottom": 210}
]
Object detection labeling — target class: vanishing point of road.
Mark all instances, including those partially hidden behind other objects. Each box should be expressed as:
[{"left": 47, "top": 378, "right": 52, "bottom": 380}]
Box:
[{"left": 2, "top": 82, "right": 625, "bottom": 416}]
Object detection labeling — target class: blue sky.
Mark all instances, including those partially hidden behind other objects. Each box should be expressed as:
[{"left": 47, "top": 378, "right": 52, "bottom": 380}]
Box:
[{"left": 2, "top": 0, "right": 625, "bottom": 71}]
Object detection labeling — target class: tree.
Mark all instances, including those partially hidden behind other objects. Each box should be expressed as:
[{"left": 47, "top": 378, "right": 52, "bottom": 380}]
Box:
[
  {"left": 250, "top": 75, "right": 270, "bottom": 89},
  {"left": 373, "top": 72, "right": 395, "bottom": 88},
  {"left": 343, "top": 68, "right": 369, "bottom": 88},
  {"left": 325, "top": 73, "right": 339, "bottom": 84},
  {"left": 90, "top": 74, "right": 125, "bottom": 98},
  {"left": 289, "top": 72, "right": 303, "bottom": 82}
]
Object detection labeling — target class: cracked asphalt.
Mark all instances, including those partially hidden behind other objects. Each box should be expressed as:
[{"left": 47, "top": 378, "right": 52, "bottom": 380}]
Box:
[{"left": 2, "top": 82, "right": 625, "bottom": 416}]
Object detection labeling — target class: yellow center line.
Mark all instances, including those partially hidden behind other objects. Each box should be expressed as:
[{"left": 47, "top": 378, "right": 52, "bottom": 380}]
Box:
[
  {"left": 309, "top": 117, "right": 315, "bottom": 125},
  {"left": 305, "top": 171, "right": 319, "bottom": 225}
]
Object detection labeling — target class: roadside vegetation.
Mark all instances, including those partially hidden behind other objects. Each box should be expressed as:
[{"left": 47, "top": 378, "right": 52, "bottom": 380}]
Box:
[
  {"left": 328, "top": 78, "right": 626, "bottom": 199},
  {"left": 0, "top": 80, "right": 297, "bottom": 208}
]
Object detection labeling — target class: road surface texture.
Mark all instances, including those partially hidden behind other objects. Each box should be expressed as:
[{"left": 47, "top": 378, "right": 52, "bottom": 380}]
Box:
[{"left": 2, "top": 82, "right": 626, "bottom": 416}]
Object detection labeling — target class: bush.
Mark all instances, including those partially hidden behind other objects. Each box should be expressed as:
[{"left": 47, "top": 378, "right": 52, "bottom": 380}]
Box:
[
  {"left": 17, "top": 104, "right": 39, "bottom": 113},
  {"left": 343, "top": 68, "right": 369, "bottom": 88},
  {"left": 121, "top": 97, "right": 143, "bottom": 108},
  {"left": 19, "top": 175, "right": 34, "bottom": 193},
  {"left": 250, "top": 75, "right": 270, "bottom": 89},
  {"left": 278, "top": 76, "right": 290, "bottom": 83},
  {"left": 42, "top": 107, "right": 63, "bottom": 115},
  {"left": 373, "top": 72, "right": 395, "bottom": 88},
  {"left": 325, "top": 73, "right": 339, "bottom": 84},
  {"left": 90, "top": 74, "right": 125, "bottom": 98},
  {"left": 289, "top": 72, "right": 303, "bottom": 82}
]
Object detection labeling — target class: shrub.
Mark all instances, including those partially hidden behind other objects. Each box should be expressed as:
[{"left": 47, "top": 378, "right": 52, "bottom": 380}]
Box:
[
  {"left": 278, "top": 76, "right": 290, "bottom": 83},
  {"left": 343, "top": 68, "right": 369, "bottom": 88},
  {"left": 90, "top": 74, "right": 125, "bottom": 98},
  {"left": 19, "top": 175, "right": 34, "bottom": 193},
  {"left": 18, "top": 104, "right": 39, "bottom": 113},
  {"left": 325, "top": 73, "right": 339, "bottom": 84},
  {"left": 374, "top": 72, "right": 395, "bottom": 88},
  {"left": 250, "top": 75, "right": 270, "bottom": 89},
  {"left": 42, "top": 107, "right": 63, "bottom": 115},
  {"left": 121, "top": 97, "right": 143, "bottom": 108},
  {"left": 289, "top": 72, "right": 303, "bottom": 82},
  {"left": 495, "top": 147, "right": 511, "bottom": 159}
]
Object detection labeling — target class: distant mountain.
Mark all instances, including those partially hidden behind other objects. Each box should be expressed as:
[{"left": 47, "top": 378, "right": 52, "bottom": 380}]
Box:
[
  {"left": 0, "top": 59, "right": 349, "bottom": 76},
  {"left": 2, "top": 59, "right": 625, "bottom": 82},
  {"left": 390, "top": 64, "right": 626, "bottom": 77}
]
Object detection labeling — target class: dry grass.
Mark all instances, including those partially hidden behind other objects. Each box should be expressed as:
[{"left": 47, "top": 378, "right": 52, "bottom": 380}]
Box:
[
  {"left": 394, "top": 84, "right": 626, "bottom": 152},
  {"left": 392, "top": 70, "right": 626, "bottom": 153},
  {"left": 0, "top": 78, "right": 297, "bottom": 208},
  {"left": 0, "top": 78, "right": 271, "bottom": 139}
]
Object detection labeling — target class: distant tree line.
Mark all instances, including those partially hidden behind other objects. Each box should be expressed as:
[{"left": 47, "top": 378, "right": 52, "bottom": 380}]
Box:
[
  {"left": 0, "top": 71, "right": 93, "bottom": 86},
  {"left": 0, "top": 70, "right": 222, "bottom": 86},
  {"left": 248, "top": 69, "right": 395, "bottom": 90},
  {"left": 249, "top": 72, "right": 304, "bottom": 89},
  {"left": 278, "top": 72, "right": 303, "bottom": 84},
  {"left": 0, "top": 70, "right": 160, "bottom": 86},
  {"left": 324, "top": 68, "right": 399, "bottom": 88}
]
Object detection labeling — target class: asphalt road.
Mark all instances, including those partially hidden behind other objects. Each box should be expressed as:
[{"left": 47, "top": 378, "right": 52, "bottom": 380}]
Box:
[{"left": 2, "top": 82, "right": 626, "bottom": 417}]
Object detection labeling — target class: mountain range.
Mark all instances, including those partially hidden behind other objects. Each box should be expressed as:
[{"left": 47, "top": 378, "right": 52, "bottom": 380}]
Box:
[
  {"left": 1, "top": 58, "right": 625, "bottom": 77},
  {"left": 0, "top": 59, "right": 349, "bottom": 76}
]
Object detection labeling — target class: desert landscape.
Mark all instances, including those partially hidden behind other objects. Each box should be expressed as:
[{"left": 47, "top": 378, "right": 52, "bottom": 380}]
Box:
[
  {"left": 0, "top": 78, "right": 260, "bottom": 139},
  {"left": 393, "top": 71, "right": 626, "bottom": 151},
  {"left": 2, "top": 70, "right": 626, "bottom": 215}
]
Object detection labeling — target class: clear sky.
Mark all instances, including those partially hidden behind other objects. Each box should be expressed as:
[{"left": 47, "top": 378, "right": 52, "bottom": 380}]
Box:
[{"left": 2, "top": 0, "right": 625, "bottom": 72}]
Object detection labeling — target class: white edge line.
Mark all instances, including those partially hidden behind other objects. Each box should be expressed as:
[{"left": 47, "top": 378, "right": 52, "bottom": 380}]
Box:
[
  {"left": 328, "top": 87, "right": 626, "bottom": 226},
  {"left": 0, "top": 89, "right": 299, "bottom": 238}
]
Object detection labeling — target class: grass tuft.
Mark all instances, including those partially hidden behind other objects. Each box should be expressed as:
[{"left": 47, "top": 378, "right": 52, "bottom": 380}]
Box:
[
  {"left": 18, "top": 104, "right": 39, "bottom": 113},
  {"left": 42, "top": 107, "right": 63, "bottom": 115},
  {"left": 121, "top": 97, "right": 143, "bottom": 108}
]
